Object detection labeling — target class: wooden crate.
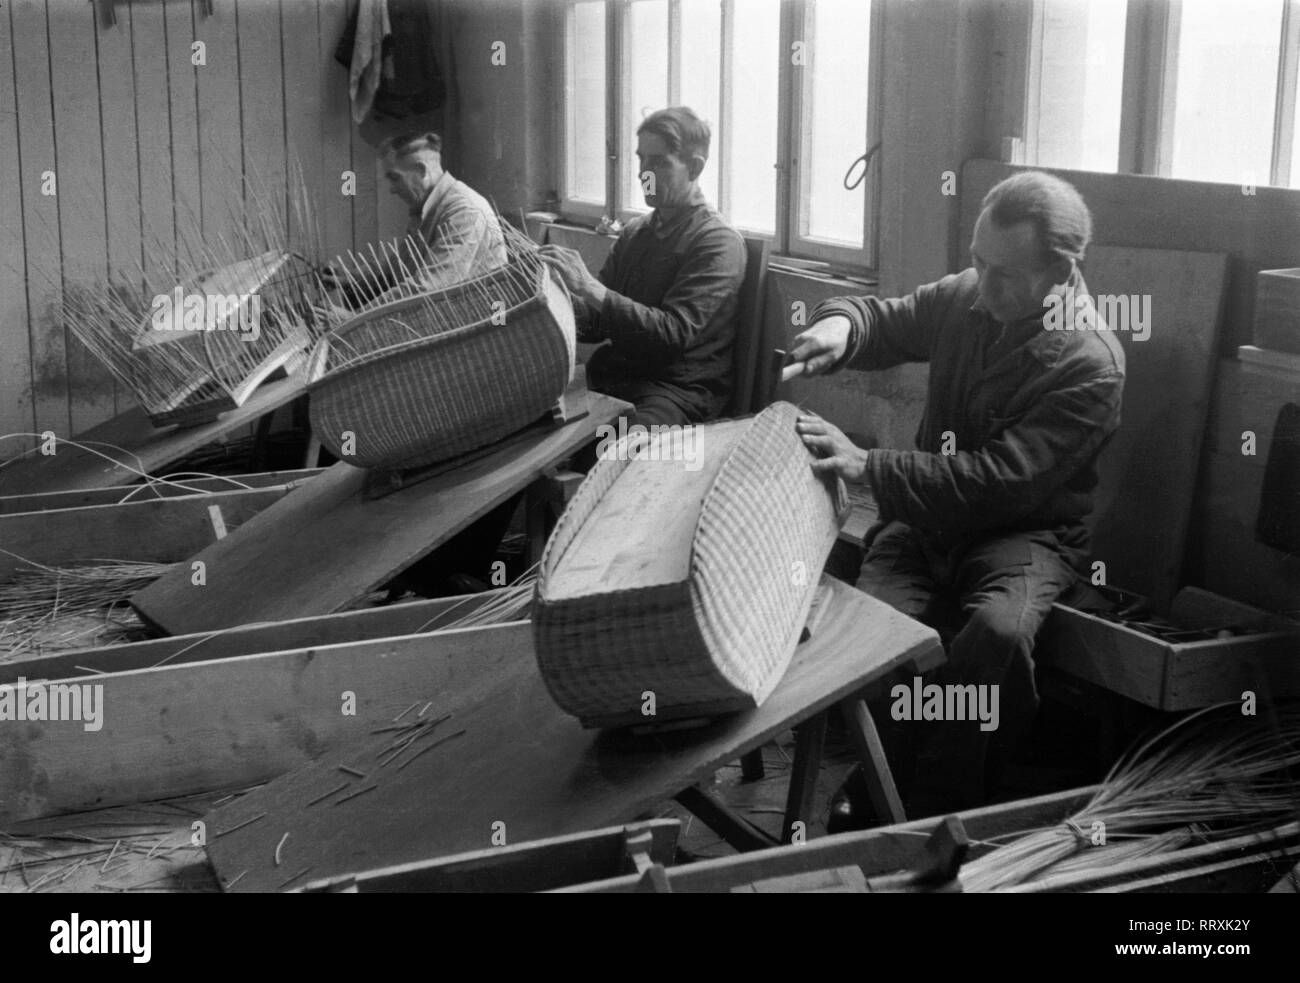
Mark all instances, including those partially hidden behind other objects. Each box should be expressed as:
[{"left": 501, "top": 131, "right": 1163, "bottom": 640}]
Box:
[{"left": 1038, "top": 586, "right": 1300, "bottom": 711}]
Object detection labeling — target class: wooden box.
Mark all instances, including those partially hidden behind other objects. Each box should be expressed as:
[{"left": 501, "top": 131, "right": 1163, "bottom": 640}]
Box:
[
  {"left": 1253, "top": 268, "right": 1300, "bottom": 355},
  {"left": 1038, "top": 586, "right": 1300, "bottom": 711}
]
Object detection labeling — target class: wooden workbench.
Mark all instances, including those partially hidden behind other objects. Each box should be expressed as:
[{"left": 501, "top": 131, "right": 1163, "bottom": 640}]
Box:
[{"left": 203, "top": 576, "right": 941, "bottom": 891}]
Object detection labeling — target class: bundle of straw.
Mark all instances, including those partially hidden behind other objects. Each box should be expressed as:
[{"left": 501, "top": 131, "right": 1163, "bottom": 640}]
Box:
[
  {"left": 0, "top": 556, "right": 175, "bottom": 659},
  {"left": 961, "top": 703, "right": 1300, "bottom": 892}
]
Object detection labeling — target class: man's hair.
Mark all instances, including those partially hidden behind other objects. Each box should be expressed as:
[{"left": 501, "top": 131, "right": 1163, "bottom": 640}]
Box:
[
  {"left": 636, "top": 107, "right": 711, "bottom": 162},
  {"left": 381, "top": 131, "right": 443, "bottom": 160},
  {"left": 980, "top": 170, "right": 1092, "bottom": 268}
]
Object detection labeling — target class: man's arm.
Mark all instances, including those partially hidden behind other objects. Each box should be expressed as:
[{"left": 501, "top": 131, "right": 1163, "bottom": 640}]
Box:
[
  {"left": 864, "top": 367, "right": 1124, "bottom": 538},
  {"left": 586, "top": 227, "right": 745, "bottom": 367},
  {"left": 789, "top": 273, "right": 969, "bottom": 378}
]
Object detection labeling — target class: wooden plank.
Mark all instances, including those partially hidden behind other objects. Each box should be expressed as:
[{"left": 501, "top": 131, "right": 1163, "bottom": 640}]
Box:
[
  {"left": 0, "top": 586, "right": 506, "bottom": 683},
  {"left": 48, "top": 0, "right": 117, "bottom": 434},
  {"left": 0, "top": 468, "right": 324, "bottom": 515},
  {"left": 130, "top": 0, "right": 178, "bottom": 285},
  {"left": 0, "top": 619, "right": 534, "bottom": 823},
  {"left": 564, "top": 785, "right": 1098, "bottom": 893},
  {"left": 236, "top": 0, "right": 286, "bottom": 227},
  {"left": 202, "top": 577, "right": 942, "bottom": 892},
  {"left": 11, "top": 0, "right": 69, "bottom": 438},
  {"left": 0, "top": 482, "right": 300, "bottom": 582},
  {"left": 193, "top": 0, "right": 243, "bottom": 247},
  {"left": 319, "top": 820, "right": 676, "bottom": 893},
  {"left": 95, "top": 0, "right": 144, "bottom": 420},
  {"left": 315, "top": 0, "right": 354, "bottom": 259},
  {"left": 132, "top": 386, "right": 631, "bottom": 635},
  {"left": 0, "top": 372, "right": 307, "bottom": 494},
  {"left": 0, "top": 4, "right": 35, "bottom": 444},
  {"left": 298, "top": 820, "right": 681, "bottom": 893},
  {"left": 279, "top": 0, "right": 324, "bottom": 254},
  {"left": 166, "top": 0, "right": 203, "bottom": 250}
]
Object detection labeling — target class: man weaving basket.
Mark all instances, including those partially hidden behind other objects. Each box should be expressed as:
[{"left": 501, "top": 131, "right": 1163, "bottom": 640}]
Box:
[{"left": 322, "top": 131, "right": 507, "bottom": 305}]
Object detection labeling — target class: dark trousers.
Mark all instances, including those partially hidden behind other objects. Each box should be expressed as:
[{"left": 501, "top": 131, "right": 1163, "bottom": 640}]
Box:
[{"left": 856, "top": 521, "right": 1082, "bottom": 812}]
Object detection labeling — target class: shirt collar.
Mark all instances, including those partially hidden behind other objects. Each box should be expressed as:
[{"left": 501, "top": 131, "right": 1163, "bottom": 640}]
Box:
[
  {"left": 650, "top": 186, "right": 708, "bottom": 238},
  {"left": 413, "top": 170, "right": 457, "bottom": 223}
]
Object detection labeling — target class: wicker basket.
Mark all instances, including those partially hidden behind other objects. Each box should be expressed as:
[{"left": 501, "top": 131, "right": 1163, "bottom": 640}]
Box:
[
  {"left": 65, "top": 251, "right": 317, "bottom": 428},
  {"left": 533, "top": 401, "right": 850, "bottom": 728},
  {"left": 306, "top": 254, "right": 577, "bottom": 471}
]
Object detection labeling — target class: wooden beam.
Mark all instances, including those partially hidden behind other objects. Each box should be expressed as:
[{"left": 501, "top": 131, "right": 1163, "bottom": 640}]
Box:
[
  {"left": 202, "top": 576, "right": 941, "bottom": 892},
  {"left": 0, "top": 619, "right": 532, "bottom": 824},
  {"left": 131, "top": 385, "right": 630, "bottom": 636}
]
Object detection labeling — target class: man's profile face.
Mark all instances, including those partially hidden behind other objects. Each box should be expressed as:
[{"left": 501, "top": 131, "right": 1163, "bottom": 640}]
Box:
[
  {"left": 970, "top": 209, "right": 1064, "bottom": 325},
  {"left": 384, "top": 152, "right": 433, "bottom": 208},
  {"left": 636, "top": 131, "right": 698, "bottom": 209}
]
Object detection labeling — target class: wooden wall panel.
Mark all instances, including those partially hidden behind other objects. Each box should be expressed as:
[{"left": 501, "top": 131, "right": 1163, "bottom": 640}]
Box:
[
  {"left": 129, "top": 0, "right": 178, "bottom": 283},
  {"left": 49, "top": 0, "right": 117, "bottom": 432},
  {"left": 237, "top": 0, "right": 288, "bottom": 235},
  {"left": 315, "top": 0, "right": 355, "bottom": 260},
  {"left": 96, "top": 0, "right": 144, "bottom": 421},
  {"left": 0, "top": 5, "right": 35, "bottom": 447},
  {"left": 10, "top": 0, "right": 68, "bottom": 439}
]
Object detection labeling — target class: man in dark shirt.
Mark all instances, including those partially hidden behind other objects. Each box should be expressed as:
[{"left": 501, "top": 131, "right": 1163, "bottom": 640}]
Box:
[
  {"left": 789, "top": 171, "right": 1125, "bottom": 821},
  {"left": 540, "top": 106, "right": 746, "bottom": 426}
]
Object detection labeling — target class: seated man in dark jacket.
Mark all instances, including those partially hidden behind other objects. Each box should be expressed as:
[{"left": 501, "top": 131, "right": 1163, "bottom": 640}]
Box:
[
  {"left": 789, "top": 171, "right": 1125, "bottom": 821},
  {"left": 540, "top": 106, "right": 746, "bottom": 427}
]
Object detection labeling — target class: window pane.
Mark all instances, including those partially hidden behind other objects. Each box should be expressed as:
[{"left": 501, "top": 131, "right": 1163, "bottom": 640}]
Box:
[
  {"left": 1034, "top": 0, "right": 1126, "bottom": 172},
  {"left": 624, "top": 0, "right": 670, "bottom": 210},
  {"left": 566, "top": 2, "right": 606, "bottom": 203},
  {"left": 1169, "top": 0, "right": 1281, "bottom": 184},
  {"left": 680, "top": 0, "right": 722, "bottom": 207},
  {"left": 804, "top": 0, "right": 872, "bottom": 245},
  {"left": 1293, "top": 80, "right": 1300, "bottom": 188},
  {"left": 729, "top": 0, "right": 780, "bottom": 233}
]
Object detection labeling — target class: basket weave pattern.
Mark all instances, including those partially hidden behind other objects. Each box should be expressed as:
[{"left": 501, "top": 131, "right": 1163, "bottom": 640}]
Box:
[
  {"left": 307, "top": 248, "right": 576, "bottom": 470},
  {"left": 534, "top": 401, "right": 849, "bottom": 725}
]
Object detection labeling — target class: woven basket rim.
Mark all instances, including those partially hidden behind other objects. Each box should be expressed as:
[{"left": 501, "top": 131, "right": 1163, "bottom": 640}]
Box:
[
  {"left": 306, "top": 286, "right": 557, "bottom": 391},
  {"left": 321, "top": 250, "right": 547, "bottom": 342},
  {"left": 307, "top": 264, "right": 561, "bottom": 386}
]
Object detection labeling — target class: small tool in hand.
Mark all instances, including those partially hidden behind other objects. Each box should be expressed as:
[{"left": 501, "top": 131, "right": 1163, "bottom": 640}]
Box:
[{"left": 772, "top": 348, "right": 807, "bottom": 387}]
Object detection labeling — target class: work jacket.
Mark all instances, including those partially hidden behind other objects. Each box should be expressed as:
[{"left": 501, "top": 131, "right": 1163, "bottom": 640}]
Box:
[
  {"left": 584, "top": 188, "right": 746, "bottom": 422},
  {"left": 812, "top": 268, "right": 1126, "bottom": 555}
]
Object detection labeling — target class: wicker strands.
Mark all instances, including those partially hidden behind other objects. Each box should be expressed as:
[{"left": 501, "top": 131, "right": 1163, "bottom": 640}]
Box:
[
  {"left": 533, "top": 401, "right": 850, "bottom": 728},
  {"left": 306, "top": 223, "right": 576, "bottom": 470},
  {"left": 61, "top": 166, "right": 326, "bottom": 428}
]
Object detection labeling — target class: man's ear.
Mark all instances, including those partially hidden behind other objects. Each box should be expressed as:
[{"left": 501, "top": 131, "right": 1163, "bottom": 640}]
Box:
[{"left": 687, "top": 155, "right": 706, "bottom": 182}]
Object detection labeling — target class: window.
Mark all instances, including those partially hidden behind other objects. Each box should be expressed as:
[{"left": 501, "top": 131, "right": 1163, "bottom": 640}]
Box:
[
  {"left": 559, "top": 0, "right": 883, "bottom": 271},
  {"left": 1027, "top": 0, "right": 1300, "bottom": 189}
]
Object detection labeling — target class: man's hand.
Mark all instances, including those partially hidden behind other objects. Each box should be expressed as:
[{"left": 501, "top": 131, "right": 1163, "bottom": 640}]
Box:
[
  {"left": 539, "top": 244, "right": 608, "bottom": 308},
  {"left": 796, "top": 412, "right": 870, "bottom": 482},
  {"left": 787, "top": 314, "right": 852, "bottom": 378}
]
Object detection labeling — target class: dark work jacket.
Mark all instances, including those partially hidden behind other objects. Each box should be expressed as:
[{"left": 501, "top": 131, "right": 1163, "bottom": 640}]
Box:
[
  {"left": 812, "top": 268, "right": 1126, "bottom": 557},
  {"left": 584, "top": 192, "right": 746, "bottom": 422}
]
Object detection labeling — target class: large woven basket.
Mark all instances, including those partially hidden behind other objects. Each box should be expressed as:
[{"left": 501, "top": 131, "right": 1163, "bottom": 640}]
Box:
[
  {"left": 306, "top": 257, "right": 576, "bottom": 470},
  {"left": 533, "top": 401, "right": 850, "bottom": 728}
]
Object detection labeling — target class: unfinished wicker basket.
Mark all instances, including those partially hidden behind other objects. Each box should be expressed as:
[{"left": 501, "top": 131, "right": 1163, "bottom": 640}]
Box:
[
  {"left": 533, "top": 401, "right": 850, "bottom": 728},
  {"left": 65, "top": 250, "right": 316, "bottom": 428},
  {"left": 306, "top": 231, "right": 576, "bottom": 470}
]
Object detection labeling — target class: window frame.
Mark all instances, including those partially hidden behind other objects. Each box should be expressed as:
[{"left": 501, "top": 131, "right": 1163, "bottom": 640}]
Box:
[
  {"left": 1024, "top": 0, "right": 1300, "bottom": 189},
  {"left": 557, "top": 0, "right": 883, "bottom": 274}
]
